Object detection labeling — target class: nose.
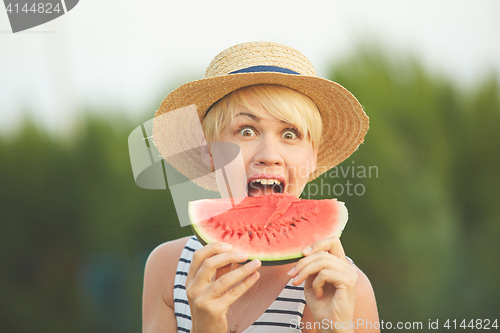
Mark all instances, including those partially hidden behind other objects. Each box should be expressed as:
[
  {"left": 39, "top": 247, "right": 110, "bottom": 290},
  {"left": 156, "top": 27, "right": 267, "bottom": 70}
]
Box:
[{"left": 252, "top": 134, "right": 284, "bottom": 167}]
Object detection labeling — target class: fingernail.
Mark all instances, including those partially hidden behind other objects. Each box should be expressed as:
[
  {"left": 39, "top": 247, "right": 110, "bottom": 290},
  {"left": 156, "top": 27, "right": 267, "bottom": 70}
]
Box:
[
  {"left": 303, "top": 246, "right": 312, "bottom": 255},
  {"left": 221, "top": 243, "right": 232, "bottom": 251},
  {"left": 287, "top": 267, "right": 296, "bottom": 276},
  {"left": 237, "top": 252, "right": 248, "bottom": 258},
  {"left": 248, "top": 259, "right": 260, "bottom": 268}
]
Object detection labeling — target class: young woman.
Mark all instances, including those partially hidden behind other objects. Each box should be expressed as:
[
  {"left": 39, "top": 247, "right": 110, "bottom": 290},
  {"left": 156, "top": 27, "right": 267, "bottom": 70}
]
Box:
[{"left": 143, "top": 42, "right": 379, "bottom": 333}]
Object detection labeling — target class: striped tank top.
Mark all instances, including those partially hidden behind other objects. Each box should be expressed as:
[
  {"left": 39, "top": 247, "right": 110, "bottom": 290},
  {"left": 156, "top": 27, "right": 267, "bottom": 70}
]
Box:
[{"left": 174, "top": 237, "right": 305, "bottom": 332}]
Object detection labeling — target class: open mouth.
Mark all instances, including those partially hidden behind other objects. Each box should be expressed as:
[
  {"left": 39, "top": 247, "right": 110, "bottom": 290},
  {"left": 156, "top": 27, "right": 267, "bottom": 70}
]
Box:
[{"left": 246, "top": 178, "right": 285, "bottom": 197}]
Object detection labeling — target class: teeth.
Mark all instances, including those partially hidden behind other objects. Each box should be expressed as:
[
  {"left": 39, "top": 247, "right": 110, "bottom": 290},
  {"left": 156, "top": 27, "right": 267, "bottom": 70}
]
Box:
[{"left": 251, "top": 178, "right": 282, "bottom": 185}]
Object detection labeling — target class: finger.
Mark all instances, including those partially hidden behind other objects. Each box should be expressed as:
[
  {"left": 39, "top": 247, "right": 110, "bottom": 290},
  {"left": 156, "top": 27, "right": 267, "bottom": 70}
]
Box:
[
  {"left": 187, "top": 251, "right": 249, "bottom": 299},
  {"left": 188, "top": 243, "right": 232, "bottom": 284},
  {"left": 215, "top": 263, "right": 233, "bottom": 281},
  {"left": 291, "top": 256, "right": 344, "bottom": 286},
  {"left": 211, "top": 259, "right": 261, "bottom": 298},
  {"left": 302, "top": 236, "right": 347, "bottom": 261},
  {"left": 218, "top": 262, "right": 262, "bottom": 304},
  {"left": 187, "top": 243, "right": 241, "bottom": 286},
  {"left": 310, "top": 268, "right": 358, "bottom": 299},
  {"left": 287, "top": 251, "right": 328, "bottom": 278},
  {"left": 289, "top": 251, "right": 350, "bottom": 279},
  {"left": 194, "top": 251, "right": 250, "bottom": 285}
]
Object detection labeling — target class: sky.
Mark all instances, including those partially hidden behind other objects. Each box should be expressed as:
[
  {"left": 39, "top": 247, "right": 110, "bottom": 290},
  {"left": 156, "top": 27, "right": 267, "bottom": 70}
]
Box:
[{"left": 1, "top": 0, "right": 499, "bottom": 135}]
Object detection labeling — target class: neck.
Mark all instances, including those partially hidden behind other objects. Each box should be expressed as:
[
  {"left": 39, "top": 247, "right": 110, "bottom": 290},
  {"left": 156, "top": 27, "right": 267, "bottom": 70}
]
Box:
[
  {"left": 215, "top": 261, "right": 294, "bottom": 281},
  {"left": 226, "top": 262, "right": 295, "bottom": 332},
  {"left": 258, "top": 262, "right": 294, "bottom": 275}
]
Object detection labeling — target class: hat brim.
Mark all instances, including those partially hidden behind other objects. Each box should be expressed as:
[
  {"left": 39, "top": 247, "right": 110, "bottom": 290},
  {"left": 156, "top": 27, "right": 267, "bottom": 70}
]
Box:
[{"left": 154, "top": 71, "right": 369, "bottom": 192}]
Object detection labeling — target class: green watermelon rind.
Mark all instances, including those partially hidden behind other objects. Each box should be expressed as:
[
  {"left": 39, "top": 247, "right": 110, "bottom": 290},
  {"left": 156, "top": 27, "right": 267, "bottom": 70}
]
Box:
[{"left": 189, "top": 198, "right": 349, "bottom": 266}]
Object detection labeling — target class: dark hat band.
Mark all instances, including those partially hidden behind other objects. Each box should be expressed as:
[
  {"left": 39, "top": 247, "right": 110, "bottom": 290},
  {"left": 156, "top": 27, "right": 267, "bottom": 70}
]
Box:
[
  {"left": 202, "top": 66, "right": 302, "bottom": 119},
  {"left": 229, "top": 65, "right": 301, "bottom": 75}
]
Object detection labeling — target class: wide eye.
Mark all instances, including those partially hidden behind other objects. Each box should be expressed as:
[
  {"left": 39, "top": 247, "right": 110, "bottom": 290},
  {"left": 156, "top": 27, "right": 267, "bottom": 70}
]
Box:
[
  {"left": 239, "top": 127, "right": 256, "bottom": 137},
  {"left": 282, "top": 129, "right": 298, "bottom": 139}
]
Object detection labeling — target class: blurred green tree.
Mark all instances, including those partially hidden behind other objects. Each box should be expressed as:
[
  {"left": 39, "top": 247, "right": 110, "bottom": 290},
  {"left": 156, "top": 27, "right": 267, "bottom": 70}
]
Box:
[
  {"left": 0, "top": 115, "right": 191, "bottom": 333},
  {"left": 309, "top": 46, "right": 500, "bottom": 325}
]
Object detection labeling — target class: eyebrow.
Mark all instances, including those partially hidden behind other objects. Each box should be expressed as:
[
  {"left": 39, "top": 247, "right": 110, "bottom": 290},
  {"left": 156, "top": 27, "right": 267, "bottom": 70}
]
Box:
[
  {"left": 235, "top": 112, "right": 260, "bottom": 122},
  {"left": 235, "top": 112, "right": 289, "bottom": 124}
]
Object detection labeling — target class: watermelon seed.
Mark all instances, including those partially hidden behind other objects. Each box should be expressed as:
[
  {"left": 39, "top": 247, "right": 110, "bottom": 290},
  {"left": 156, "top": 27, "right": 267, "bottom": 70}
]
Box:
[{"left": 265, "top": 234, "right": 271, "bottom": 245}]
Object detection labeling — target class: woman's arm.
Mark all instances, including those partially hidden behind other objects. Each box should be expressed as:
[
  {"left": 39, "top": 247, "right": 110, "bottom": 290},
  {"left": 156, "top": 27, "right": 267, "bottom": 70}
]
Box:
[
  {"left": 142, "top": 237, "right": 190, "bottom": 333},
  {"left": 351, "top": 269, "right": 379, "bottom": 332}
]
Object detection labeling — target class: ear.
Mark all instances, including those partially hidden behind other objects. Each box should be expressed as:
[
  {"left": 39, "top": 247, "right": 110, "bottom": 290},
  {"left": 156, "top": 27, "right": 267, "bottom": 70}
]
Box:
[{"left": 200, "top": 138, "right": 214, "bottom": 171}]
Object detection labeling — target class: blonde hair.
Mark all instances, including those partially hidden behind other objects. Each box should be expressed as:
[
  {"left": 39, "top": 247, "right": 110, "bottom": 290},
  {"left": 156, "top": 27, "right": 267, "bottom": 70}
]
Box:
[{"left": 202, "top": 85, "right": 322, "bottom": 148}]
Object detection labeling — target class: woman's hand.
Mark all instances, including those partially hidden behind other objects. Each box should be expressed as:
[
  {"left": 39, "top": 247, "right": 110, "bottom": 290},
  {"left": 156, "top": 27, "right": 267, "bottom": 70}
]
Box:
[
  {"left": 185, "top": 242, "right": 262, "bottom": 333},
  {"left": 287, "top": 236, "right": 358, "bottom": 333}
]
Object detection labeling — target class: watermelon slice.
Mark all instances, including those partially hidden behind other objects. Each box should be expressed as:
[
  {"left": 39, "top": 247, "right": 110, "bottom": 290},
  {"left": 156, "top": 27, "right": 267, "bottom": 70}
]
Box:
[{"left": 189, "top": 193, "right": 348, "bottom": 265}]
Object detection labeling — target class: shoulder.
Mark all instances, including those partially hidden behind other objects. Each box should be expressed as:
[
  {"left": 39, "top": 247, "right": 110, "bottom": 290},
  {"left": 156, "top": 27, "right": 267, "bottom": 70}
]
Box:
[
  {"left": 354, "top": 265, "right": 375, "bottom": 298},
  {"left": 146, "top": 236, "right": 192, "bottom": 266},
  {"left": 353, "top": 266, "right": 380, "bottom": 331},
  {"left": 143, "top": 236, "right": 192, "bottom": 308},
  {"left": 142, "top": 236, "right": 192, "bottom": 332}
]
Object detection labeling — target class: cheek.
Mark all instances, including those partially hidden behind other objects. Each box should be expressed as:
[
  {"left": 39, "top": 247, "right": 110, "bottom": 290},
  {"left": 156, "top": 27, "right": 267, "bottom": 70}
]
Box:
[
  {"left": 211, "top": 142, "right": 248, "bottom": 199},
  {"left": 227, "top": 143, "right": 257, "bottom": 177},
  {"left": 236, "top": 144, "right": 251, "bottom": 164},
  {"left": 288, "top": 154, "right": 316, "bottom": 181}
]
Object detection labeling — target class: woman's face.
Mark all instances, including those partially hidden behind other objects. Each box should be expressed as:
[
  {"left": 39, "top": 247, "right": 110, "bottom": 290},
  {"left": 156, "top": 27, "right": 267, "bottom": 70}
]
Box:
[{"left": 214, "top": 90, "right": 318, "bottom": 198}]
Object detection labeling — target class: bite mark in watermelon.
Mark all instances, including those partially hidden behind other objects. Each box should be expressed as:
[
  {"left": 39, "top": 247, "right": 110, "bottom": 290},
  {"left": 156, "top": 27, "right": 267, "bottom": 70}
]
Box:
[{"left": 189, "top": 193, "right": 348, "bottom": 265}]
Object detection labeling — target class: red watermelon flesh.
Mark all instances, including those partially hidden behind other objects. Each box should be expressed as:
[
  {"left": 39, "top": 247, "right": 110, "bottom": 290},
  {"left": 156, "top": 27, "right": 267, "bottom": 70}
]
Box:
[{"left": 189, "top": 193, "right": 348, "bottom": 265}]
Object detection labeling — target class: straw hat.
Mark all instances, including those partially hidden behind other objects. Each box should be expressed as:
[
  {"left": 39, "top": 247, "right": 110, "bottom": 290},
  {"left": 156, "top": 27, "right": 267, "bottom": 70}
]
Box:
[{"left": 153, "top": 41, "right": 369, "bottom": 192}]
